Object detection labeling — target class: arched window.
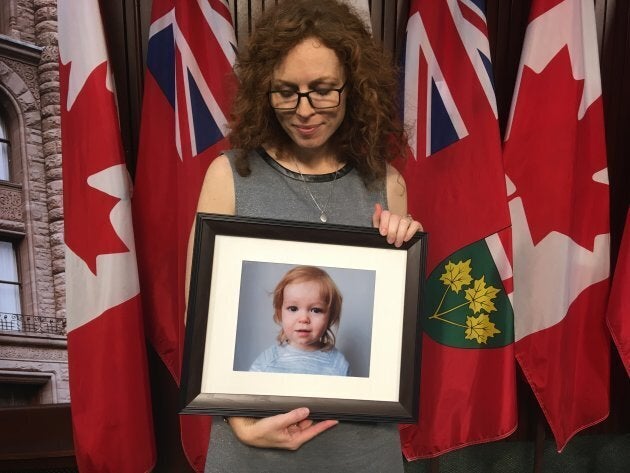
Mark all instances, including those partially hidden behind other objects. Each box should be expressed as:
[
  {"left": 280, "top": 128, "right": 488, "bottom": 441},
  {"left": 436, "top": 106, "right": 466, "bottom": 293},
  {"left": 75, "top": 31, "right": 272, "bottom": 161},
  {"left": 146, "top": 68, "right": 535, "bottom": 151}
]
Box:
[
  {"left": 0, "top": 98, "right": 23, "bottom": 331},
  {"left": 0, "top": 115, "right": 9, "bottom": 181}
]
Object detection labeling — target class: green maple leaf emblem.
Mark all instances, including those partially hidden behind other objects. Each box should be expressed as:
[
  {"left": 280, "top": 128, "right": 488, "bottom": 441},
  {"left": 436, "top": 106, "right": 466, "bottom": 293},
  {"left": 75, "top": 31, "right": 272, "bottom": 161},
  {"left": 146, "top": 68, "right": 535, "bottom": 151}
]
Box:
[{"left": 422, "top": 240, "right": 514, "bottom": 349}]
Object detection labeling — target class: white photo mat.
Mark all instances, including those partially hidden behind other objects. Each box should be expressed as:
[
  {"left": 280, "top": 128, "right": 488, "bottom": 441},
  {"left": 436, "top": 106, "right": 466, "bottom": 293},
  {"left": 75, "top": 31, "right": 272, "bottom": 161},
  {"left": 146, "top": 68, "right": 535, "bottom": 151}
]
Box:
[{"left": 201, "top": 235, "right": 407, "bottom": 402}]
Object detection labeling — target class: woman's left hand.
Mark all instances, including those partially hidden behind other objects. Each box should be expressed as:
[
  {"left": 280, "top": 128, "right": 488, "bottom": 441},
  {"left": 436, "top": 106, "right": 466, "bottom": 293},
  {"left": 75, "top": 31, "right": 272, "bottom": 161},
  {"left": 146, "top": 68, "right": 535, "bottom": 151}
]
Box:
[
  {"left": 372, "top": 203, "right": 423, "bottom": 247},
  {"left": 227, "top": 408, "right": 338, "bottom": 450}
]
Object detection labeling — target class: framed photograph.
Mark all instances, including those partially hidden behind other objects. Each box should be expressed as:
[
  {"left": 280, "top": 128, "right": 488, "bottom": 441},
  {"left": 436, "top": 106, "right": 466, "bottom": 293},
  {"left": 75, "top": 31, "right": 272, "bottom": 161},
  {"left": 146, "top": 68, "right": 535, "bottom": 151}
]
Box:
[{"left": 180, "top": 213, "right": 427, "bottom": 423}]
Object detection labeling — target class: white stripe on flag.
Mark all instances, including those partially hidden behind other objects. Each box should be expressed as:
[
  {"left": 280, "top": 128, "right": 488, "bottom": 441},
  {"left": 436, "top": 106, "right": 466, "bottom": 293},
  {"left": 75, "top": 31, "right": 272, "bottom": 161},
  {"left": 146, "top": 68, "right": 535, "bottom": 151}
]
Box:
[
  {"left": 197, "top": 0, "right": 237, "bottom": 64},
  {"left": 175, "top": 20, "right": 230, "bottom": 154}
]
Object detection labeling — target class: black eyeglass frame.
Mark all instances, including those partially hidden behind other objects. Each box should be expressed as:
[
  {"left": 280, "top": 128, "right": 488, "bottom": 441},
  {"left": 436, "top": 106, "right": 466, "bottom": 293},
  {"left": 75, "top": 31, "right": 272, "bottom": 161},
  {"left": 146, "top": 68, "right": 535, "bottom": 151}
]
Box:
[{"left": 268, "top": 82, "right": 348, "bottom": 110}]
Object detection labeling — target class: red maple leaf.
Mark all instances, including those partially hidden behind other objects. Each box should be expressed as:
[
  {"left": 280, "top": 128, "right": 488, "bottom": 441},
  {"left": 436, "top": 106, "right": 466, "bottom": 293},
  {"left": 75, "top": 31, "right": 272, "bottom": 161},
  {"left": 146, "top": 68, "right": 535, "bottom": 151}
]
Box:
[
  {"left": 61, "top": 61, "right": 129, "bottom": 274},
  {"left": 504, "top": 46, "right": 609, "bottom": 251}
]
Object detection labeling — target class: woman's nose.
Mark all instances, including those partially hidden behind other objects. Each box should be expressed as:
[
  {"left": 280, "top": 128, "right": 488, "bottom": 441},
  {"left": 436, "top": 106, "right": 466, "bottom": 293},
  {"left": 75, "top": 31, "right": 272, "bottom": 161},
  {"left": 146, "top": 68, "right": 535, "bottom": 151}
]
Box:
[{"left": 295, "top": 95, "right": 316, "bottom": 117}]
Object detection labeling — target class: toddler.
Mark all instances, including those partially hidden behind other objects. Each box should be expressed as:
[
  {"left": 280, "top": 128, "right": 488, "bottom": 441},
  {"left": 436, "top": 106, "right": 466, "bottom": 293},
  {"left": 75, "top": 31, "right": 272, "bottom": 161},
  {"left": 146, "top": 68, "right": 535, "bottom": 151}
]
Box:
[{"left": 249, "top": 266, "right": 350, "bottom": 376}]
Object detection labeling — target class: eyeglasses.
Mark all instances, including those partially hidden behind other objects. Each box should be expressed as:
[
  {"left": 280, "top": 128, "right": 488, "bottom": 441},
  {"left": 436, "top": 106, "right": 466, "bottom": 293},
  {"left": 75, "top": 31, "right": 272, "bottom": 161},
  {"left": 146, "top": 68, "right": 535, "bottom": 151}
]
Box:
[{"left": 268, "top": 82, "right": 347, "bottom": 110}]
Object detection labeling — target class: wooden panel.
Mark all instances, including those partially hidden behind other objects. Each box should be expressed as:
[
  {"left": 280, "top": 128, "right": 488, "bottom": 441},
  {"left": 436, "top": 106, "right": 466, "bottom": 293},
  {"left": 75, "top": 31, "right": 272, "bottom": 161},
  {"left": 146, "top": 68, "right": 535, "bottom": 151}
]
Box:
[
  {"left": 395, "top": 0, "right": 411, "bottom": 57},
  {"left": 231, "top": 0, "right": 406, "bottom": 57},
  {"left": 601, "top": 0, "right": 630, "bottom": 262},
  {"left": 595, "top": 0, "right": 607, "bottom": 56},
  {"left": 487, "top": 0, "right": 532, "bottom": 135},
  {"left": 371, "top": 0, "right": 385, "bottom": 45},
  {"left": 100, "top": 0, "right": 148, "bottom": 177},
  {"left": 249, "top": 1, "right": 263, "bottom": 36},
  {"left": 382, "top": 0, "right": 398, "bottom": 55},
  {"left": 0, "top": 404, "right": 76, "bottom": 469},
  {"left": 100, "top": 0, "right": 131, "bottom": 166}
]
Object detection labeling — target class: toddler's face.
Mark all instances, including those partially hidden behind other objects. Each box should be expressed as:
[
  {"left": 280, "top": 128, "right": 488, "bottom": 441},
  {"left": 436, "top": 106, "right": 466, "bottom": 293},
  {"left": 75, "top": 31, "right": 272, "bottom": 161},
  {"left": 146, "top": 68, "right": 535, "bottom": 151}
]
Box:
[{"left": 280, "top": 280, "right": 330, "bottom": 351}]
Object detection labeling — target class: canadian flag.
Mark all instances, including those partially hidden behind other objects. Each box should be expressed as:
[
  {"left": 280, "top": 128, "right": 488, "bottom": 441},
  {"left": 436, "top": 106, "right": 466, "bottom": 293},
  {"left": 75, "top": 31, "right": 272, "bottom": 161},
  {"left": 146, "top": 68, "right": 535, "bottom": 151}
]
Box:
[
  {"left": 503, "top": 0, "right": 611, "bottom": 451},
  {"left": 59, "top": 0, "right": 156, "bottom": 471}
]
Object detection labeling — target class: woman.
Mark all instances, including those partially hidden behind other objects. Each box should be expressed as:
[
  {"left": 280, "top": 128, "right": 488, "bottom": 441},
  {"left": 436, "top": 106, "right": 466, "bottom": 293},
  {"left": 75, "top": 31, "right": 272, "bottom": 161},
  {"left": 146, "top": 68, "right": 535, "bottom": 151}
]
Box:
[{"left": 195, "top": 1, "right": 422, "bottom": 471}]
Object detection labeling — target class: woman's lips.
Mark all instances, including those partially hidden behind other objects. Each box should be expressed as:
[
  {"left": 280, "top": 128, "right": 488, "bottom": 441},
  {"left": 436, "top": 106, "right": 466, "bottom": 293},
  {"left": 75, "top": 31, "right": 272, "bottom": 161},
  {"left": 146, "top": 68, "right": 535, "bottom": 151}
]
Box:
[{"left": 294, "top": 124, "right": 320, "bottom": 136}]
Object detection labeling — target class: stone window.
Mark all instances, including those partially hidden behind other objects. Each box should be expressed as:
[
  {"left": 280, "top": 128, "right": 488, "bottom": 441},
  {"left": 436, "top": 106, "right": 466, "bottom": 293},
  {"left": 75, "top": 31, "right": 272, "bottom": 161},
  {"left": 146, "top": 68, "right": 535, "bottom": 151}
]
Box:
[
  {"left": 0, "top": 93, "right": 22, "bottom": 184},
  {"left": 0, "top": 113, "right": 10, "bottom": 181},
  {"left": 0, "top": 2, "right": 12, "bottom": 37},
  {"left": 0, "top": 372, "right": 54, "bottom": 406},
  {"left": 1, "top": 86, "right": 31, "bottom": 326},
  {"left": 0, "top": 381, "right": 42, "bottom": 407},
  {"left": 0, "top": 238, "right": 22, "bottom": 330}
]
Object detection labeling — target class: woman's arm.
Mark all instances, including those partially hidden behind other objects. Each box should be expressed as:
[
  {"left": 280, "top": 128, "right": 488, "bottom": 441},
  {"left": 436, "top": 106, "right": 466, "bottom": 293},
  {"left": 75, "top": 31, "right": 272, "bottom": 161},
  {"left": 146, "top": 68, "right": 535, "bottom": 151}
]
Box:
[
  {"left": 185, "top": 155, "right": 235, "bottom": 300},
  {"left": 196, "top": 154, "right": 236, "bottom": 215},
  {"left": 372, "top": 164, "right": 423, "bottom": 246}
]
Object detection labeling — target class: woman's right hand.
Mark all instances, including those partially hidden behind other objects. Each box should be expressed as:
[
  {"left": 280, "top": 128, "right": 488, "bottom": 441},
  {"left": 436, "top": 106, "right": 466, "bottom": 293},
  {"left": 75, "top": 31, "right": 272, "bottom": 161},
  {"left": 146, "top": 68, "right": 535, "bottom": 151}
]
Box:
[
  {"left": 227, "top": 408, "right": 338, "bottom": 450},
  {"left": 372, "top": 203, "right": 423, "bottom": 247}
]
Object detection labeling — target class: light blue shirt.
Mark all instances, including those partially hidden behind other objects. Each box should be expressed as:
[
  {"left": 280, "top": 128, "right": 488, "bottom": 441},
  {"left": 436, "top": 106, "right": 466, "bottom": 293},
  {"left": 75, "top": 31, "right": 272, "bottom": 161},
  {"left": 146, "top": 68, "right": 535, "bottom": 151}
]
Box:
[{"left": 249, "top": 344, "right": 350, "bottom": 376}]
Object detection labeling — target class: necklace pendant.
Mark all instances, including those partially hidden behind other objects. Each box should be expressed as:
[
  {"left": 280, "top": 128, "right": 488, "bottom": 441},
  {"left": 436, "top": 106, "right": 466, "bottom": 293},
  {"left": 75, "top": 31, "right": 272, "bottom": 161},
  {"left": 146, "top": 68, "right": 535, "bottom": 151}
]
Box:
[{"left": 320, "top": 213, "right": 328, "bottom": 223}]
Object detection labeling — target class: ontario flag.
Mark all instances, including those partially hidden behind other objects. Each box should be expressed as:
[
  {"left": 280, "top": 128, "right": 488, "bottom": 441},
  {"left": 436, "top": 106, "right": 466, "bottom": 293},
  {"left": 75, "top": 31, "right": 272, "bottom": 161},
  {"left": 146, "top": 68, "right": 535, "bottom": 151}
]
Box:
[
  {"left": 503, "top": 0, "right": 611, "bottom": 451},
  {"left": 607, "top": 209, "right": 630, "bottom": 376},
  {"left": 59, "top": 0, "right": 156, "bottom": 471},
  {"left": 132, "top": 0, "right": 236, "bottom": 470},
  {"left": 400, "top": 0, "right": 517, "bottom": 458}
]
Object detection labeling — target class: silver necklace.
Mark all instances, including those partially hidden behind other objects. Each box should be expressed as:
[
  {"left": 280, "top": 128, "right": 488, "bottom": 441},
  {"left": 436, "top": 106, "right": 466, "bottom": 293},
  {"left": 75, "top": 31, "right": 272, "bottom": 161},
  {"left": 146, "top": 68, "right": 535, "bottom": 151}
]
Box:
[{"left": 291, "top": 157, "right": 338, "bottom": 223}]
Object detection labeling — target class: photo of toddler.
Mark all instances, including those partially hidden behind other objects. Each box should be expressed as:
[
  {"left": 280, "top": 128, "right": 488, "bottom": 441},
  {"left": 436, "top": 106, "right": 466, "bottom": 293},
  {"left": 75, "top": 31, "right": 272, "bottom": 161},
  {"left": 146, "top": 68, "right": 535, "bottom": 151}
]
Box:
[{"left": 249, "top": 265, "right": 350, "bottom": 376}]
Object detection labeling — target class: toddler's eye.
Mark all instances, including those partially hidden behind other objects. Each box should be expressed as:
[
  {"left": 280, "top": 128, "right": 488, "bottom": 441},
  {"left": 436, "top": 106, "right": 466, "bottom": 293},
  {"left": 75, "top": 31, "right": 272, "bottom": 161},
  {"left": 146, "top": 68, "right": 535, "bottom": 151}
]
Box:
[
  {"left": 311, "top": 307, "right": 324, "bottom": 314},
  {"left": 286, "top": 306, "right": 298, "bottom": 312}
]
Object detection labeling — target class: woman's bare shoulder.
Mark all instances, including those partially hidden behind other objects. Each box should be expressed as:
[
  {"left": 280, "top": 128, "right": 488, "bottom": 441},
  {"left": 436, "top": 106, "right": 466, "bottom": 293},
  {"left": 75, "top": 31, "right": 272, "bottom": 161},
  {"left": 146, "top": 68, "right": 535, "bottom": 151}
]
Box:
[{"left": 197, "top": 154, "right": 235, "bottom": 215}]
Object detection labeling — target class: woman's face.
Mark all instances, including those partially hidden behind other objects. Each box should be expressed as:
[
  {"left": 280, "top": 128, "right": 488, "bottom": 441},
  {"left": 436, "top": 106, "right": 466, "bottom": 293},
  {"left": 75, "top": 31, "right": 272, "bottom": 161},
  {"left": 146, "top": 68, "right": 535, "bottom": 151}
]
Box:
[
  {"left": 271, "top": 38, "right": 347, "bottom": 155},
  {"left": 280, "top": 280, "right": 330, "bottom": 351}
]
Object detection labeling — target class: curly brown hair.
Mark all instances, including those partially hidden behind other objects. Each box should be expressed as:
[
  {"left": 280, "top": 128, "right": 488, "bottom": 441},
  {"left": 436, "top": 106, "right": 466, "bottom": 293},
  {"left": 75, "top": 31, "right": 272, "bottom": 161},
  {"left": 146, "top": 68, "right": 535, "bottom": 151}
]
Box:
[{"left": 229, "top": 0, "right": 407, "bottom": 185}]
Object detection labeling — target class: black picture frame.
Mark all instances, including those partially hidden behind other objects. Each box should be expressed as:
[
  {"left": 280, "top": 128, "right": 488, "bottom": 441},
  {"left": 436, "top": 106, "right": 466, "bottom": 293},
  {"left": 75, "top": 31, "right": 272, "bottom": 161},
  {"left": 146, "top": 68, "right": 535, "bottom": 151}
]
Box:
[{"left": 180, "top": 213, "right": 427, "bottom": 423}]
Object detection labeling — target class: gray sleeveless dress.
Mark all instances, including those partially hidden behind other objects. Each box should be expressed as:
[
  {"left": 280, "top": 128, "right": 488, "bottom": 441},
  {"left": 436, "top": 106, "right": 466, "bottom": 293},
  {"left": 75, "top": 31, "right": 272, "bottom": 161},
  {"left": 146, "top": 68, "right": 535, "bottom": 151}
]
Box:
[{"left": 205, "top": 148, "right": 404, "bottom": 473}]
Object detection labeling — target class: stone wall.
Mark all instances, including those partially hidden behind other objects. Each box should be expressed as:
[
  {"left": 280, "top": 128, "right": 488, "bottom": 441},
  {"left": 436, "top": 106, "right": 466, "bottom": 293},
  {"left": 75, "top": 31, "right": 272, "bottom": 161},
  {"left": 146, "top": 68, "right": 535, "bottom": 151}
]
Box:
[
  {"left": 0, "top": 0, "right": 66, "bottom": 407},
  {"left": 35, "top": 0, "right": 63, "bottom": 320},
  {"left": 0, "top": 334, "right": 69, "bottom": 403}
]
